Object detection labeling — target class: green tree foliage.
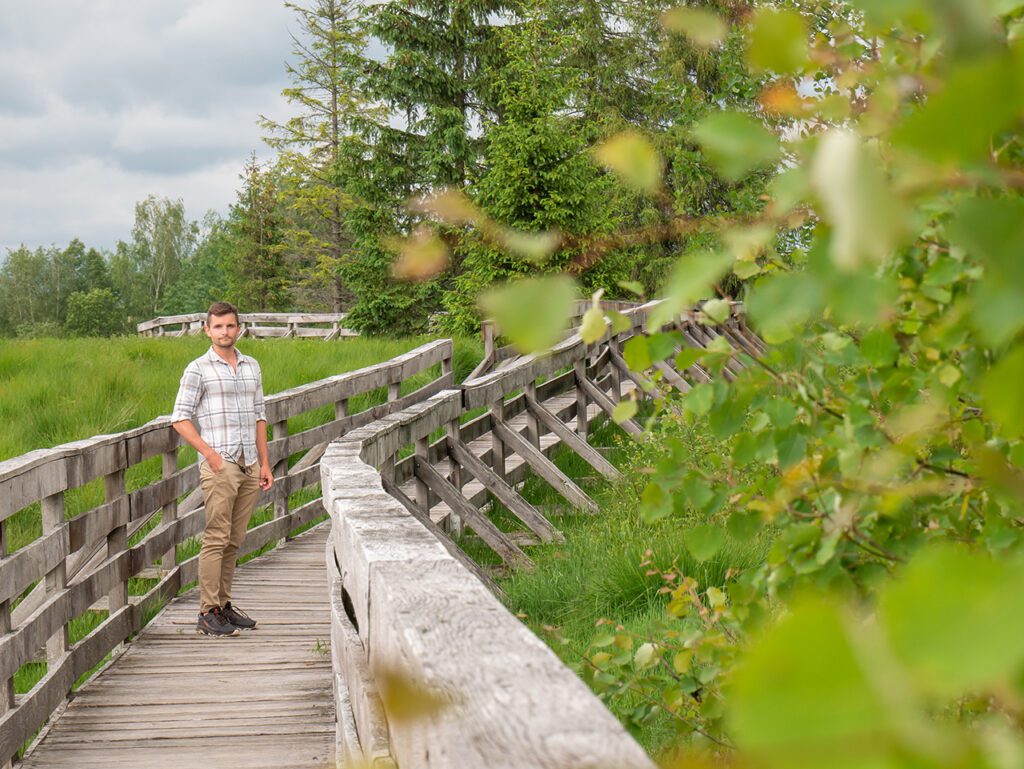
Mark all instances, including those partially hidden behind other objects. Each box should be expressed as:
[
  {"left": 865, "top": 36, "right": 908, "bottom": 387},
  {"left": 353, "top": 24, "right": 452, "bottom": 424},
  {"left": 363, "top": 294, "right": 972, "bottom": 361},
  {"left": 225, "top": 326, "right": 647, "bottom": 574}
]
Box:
[
  {"left": 261, "top": 0, "right": 370, "bottom": 311},
  {"left": 65, "top": 288, "right": 124, "bottom": 337},
  {"left": 224, "top": 157, "right": 290, "bottom": 311},
  {"left": 444, "top": 0, "right": 1024, "bottom": 764},
  {"left": 113, "top": 196, "right": 197, "bottom": 318},
  {"left": 159, "top": 213, "right": 231, "bottom": 314}
]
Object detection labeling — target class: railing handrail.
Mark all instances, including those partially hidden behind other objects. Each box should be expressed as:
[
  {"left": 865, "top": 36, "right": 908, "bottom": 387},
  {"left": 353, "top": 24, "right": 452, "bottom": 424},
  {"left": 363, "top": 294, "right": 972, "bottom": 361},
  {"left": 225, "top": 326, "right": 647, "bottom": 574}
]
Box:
[{"left": 0, "top": 338, "right": 454, "bottom": 766}]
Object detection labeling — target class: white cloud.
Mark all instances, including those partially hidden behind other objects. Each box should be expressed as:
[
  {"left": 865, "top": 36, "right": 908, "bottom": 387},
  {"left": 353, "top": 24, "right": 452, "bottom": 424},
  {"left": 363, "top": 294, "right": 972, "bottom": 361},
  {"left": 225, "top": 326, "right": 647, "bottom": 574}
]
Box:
[{"left": 0, "top": 0, "right": 297, "bottom": 252}]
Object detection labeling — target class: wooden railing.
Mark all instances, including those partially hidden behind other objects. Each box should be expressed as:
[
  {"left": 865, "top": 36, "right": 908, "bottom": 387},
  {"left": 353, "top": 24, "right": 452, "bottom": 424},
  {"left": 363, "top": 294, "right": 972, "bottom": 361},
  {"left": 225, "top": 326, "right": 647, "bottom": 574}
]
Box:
[
  {"left": 320, "top": 300, "right": 764, "bottom": 768},
  {"left": 0, "top": 339, "right": 452, "bottom": 766},
  {"left": 137, "top": 313, "right": 358, "bottom": 339}
]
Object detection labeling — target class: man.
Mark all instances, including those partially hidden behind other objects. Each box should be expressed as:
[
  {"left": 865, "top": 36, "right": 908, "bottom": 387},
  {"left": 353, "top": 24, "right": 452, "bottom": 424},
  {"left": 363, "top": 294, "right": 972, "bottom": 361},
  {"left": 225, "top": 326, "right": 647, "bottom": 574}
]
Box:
[{"left": 171, "top": 302, "right": 274, "bottom": 637}]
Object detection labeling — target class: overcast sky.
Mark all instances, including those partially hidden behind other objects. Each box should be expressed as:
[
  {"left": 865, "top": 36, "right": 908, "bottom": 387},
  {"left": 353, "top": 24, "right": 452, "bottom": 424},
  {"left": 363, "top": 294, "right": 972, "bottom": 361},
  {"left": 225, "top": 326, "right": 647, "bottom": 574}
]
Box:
[{"left": 0, "top": 1, "right": 297, "bottom": 254}]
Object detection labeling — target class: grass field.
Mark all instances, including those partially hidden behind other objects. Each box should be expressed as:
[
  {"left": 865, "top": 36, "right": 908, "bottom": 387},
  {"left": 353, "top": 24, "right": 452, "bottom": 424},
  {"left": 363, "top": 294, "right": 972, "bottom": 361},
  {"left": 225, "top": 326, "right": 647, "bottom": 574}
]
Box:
[
  {"left": 456, "top": 416, "right": 768, "bottom": 757},
  {"left": 0, "top": 334, "right": 482, "bottom": 461}
]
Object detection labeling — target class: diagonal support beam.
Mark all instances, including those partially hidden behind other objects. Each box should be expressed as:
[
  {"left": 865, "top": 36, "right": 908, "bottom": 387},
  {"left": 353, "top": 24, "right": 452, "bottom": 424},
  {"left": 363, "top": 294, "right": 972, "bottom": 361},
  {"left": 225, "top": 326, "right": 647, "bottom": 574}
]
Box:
[
  {"left": 381, "top": 474, "right": 507, "bottom": 595},
  {"left": 524, "top": 393, "right": 622, "bottom": 482},
  {"left": 492, "top": 419, "right": 598, "bottom": 514},
  {"left": 608, "top": 348, "right": 656, "bottom": 396},
  {"left": 447, "top": 439, "right": 561, "bottom": 544},
  {"left": 576, "top": 373, "right": 644, "bottom": 435},
  {"left": 413, "top": 458, "right": 533, "bottom": 571}
]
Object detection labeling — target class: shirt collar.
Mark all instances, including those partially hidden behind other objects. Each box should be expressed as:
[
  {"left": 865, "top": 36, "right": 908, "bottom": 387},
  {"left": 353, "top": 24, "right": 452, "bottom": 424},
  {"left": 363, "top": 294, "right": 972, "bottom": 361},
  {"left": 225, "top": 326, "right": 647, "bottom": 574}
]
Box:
[{"left": 205, "top": 346, "right": 247, "bottom": 366}]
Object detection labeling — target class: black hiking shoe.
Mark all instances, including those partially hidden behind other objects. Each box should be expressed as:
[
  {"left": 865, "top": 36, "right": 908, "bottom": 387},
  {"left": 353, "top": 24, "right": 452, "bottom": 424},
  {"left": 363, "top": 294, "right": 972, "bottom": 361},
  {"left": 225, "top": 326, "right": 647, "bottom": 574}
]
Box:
[
  {"left": 222, "top": 602, "right": 257, "bottom": 630},
  {"left": 196, "top": 607, "right": 240, "bottom": 637}
]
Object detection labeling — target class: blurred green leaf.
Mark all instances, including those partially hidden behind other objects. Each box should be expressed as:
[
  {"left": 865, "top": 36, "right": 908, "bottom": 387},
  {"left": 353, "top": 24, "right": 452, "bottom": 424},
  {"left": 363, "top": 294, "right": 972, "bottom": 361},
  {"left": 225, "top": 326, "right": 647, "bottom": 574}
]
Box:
[
  {"left": 893, "top": 53, "right": 1021, "bottom": 165},
  {"left": 728, "top": 510, "right": 763, "bottom": 541},
  {"left": 948, "top": 196, "right": 1024, "bottom": 347},
  {"left": 500, "top": 229, "right": 562, "bottom": 263},
  {"left": 647, "top": 252, "right": 733, "bottom": 332},
  {"left": 624, "top": 335, "right": 651, "bottom": 370},
  {"left": 692, "top": 111, "right": 781, "bottom": 182},
  {"left": 981, "top": 347, "right": 1024, "bottom": 439},
  {"left": 612, "top": 397, "right": 638, "bottom": 424},
  {"left": 730, "top": 599, "right": 896, "bottom": 766},
  {"left": 579, "top": 305, "right": 606, "bottom": 344},
  {"left": 811, "top": 130, "right": 906, "bottom": 270},
  {"left": 879, "top": 544, "right": 1024, "bottom": 695},
  {"left": 746, "top": 272, "right": 824, "bottom": 344},
  {"left": 683, "top": 524, "right": 727, "bottom": 562},
  {"left": 674, "top": 347, "right": 705, "bottom": 371},
  {"left": 746, "top": 8, "right": 809, "bottom": 74},
  {"left": 663, "top": 6, "right": 727, "bottom": 47},
  {"left": 481, "top": 276, "right": 576, "bottom": 354},
  {"left": 860, "top": 330, "right": 900, "bottom": 368},
  {"left": 700, "top": 298, "right": 731, "bottom": 325},
  {"left": 641, "top": 482, "right": 673, "bottom": 523},
  {"left": 594, "top": 131, "right": 662, "bottom": 194}
]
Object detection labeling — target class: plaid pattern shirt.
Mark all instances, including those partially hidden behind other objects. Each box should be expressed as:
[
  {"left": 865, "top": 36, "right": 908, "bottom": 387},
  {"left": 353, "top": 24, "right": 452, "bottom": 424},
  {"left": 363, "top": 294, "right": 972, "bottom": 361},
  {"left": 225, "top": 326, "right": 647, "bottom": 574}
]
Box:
[{"left": 170, "top": 347, "right": 266, "bottom": 464}]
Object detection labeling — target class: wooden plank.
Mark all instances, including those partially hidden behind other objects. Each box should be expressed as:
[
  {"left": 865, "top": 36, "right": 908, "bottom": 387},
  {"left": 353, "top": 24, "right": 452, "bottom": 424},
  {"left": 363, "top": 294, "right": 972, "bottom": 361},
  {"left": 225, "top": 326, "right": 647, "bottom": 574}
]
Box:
[
  {"left": 380, "top": 476, "right": 503, "bottom": 598},
  {"left": 608, "top": 348, "right": 656, "bottom": 395},
  {"left": 525, "top": 394, "right": 622, "bottom": 482},
  {"left": 576, "top": 373, "right": 644, "bottom": 435},
  {"left": 447, "top": 440, "right": 559, "bottom": 544},
  {"left": 413, "top": 459, "right": 533, "bottom": 570},
  {"left": 491, "top": 420, "right": 596, "bottom": 515},
  {"left": 0, "top": 527, "right": 69, "bottom": 605},
  {"left": 653, "top": 359, "right": 691, "bottom": 393},
  {"left": 67, "top": 496, "right": 129, "bottom": 554},
  {"left": 327, "top": 552, "right": 394, "bottom": 767}
]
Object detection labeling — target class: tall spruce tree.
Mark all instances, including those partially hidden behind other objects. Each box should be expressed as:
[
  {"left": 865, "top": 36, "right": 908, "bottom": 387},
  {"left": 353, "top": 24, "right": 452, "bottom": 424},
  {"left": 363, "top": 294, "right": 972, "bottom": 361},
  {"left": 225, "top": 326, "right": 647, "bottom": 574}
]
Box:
[
  {"left": 224, "top": 156, "right": 290, "bottom": 311},
  {"left": 262, "top": 0, "right": 371, "bottom": 312}
]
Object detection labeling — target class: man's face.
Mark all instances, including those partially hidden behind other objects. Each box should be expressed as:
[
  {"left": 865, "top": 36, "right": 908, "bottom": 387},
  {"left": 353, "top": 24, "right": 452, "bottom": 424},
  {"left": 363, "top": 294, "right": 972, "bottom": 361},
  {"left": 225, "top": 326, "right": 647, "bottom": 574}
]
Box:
[{"left": 204, "top": 313, "right": 239, "bottom": 349}]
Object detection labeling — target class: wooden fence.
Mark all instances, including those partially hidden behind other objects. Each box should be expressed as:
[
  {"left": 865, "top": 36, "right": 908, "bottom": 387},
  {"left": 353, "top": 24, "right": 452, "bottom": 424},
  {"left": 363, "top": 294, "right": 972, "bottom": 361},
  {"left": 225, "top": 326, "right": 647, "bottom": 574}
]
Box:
[
  {"left": 137, "top": 313, "right": 358, "bottom": 340},
  {"left": 0, "top": 339, "right": 453, "bottom": 767},
  {"left": 2, "top": 298, "right": 763, "bottom": 769},
  {"left": 321, "top": 300, "right": 765, "bottom": 768}
]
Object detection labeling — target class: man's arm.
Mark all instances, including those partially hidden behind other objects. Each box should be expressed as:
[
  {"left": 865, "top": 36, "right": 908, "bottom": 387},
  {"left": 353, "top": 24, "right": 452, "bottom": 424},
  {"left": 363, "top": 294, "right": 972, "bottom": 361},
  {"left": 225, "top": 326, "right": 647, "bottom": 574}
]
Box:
[
  {"left": 256, "top": 419, "right": 273, "bottom": 490},
  {"left": 172, "top": 420, "right": 223, "bottom": 473}
]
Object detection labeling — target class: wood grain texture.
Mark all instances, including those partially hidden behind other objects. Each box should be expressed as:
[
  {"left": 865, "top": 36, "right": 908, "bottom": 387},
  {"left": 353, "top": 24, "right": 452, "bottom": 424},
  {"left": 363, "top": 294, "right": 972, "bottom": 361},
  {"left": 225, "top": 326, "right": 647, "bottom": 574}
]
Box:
[{"left": 18, "top": 526, "right": 335, "bottom": 769}]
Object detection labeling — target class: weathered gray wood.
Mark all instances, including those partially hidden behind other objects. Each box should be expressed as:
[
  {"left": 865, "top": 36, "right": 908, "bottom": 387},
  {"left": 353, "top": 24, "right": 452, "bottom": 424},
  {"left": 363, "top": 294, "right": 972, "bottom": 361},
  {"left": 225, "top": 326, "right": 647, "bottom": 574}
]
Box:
[
  {"left": 327, "top": 550, "right": 394, "bottom": 768},
  {"left": 574, "top": 361, "right": 590, "bottom": 440},
  {"left": 490, "top": 399, "right": 506, "bottom": 482},
  {"left": 0, "top": 527, "right": 69, "bottom": 605},
  {"left": 447, "top": 439, "right": 559, "bottom": 544},
  {"left": 576, "top": 372, "right": 644, "bottom": 435},
  {"left": 1, "top": 521, "right": 14, "bottom": 769},
  {"left": 413, "top": 458, "right": 533, "bottom": 570},
  {"left": 525, "top": 393, "right": 622, "bottom": 482},
  {"left": 654, "top": 359, "right": 691, "bottom": 393},
  {"left": 160, "top": 450, "right": 177, "bottom": 574},
  {"left": 380, "top": 476, "right": 501, "bottom": 598},
  {"left": 41, "top": 492, "right": 69, "bottom": 665},
  {"left": 104, "top": 469, "right": 128, "bottom": 615},
  {"left": 492, "top": 420, "right": 597, "bottom": 514}
]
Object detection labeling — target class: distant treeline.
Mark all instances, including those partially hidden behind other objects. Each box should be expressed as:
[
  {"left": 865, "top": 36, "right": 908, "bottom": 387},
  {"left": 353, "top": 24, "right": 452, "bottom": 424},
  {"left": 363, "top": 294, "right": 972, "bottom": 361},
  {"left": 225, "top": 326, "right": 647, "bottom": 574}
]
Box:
[{"left": 3, "top": 0, "right": 769, "bottom": 338}]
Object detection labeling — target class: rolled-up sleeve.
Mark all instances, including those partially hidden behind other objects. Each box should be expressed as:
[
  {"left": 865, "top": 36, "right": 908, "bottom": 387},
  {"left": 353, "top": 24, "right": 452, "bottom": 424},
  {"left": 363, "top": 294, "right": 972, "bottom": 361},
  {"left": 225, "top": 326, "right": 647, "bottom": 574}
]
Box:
[
  {"left": 171, "top": 365, "right": 203, "bottom": 422},
  {"left": 253, "top": 367, "right": 266, "bottom": 423}
]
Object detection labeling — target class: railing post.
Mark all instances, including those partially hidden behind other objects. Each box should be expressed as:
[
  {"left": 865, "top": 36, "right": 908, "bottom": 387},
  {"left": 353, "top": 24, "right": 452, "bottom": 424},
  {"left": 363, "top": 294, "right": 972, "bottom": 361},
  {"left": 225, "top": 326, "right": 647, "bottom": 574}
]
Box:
[
  {"left": 161, "top": 448, "right": 178, "bottom": 576},
  {"left": 104, "top": 469, "right": 128, "bottom": 615},
  {"left": 272, "top": 419, "right": 289, "bottom": 544},
  {"left": 1, "top": 521, "right": 15, "bottom": 769},
  {"left": 41, "top": 491, "right": 69, "bottom": 664},
  {"left": 609, "top": 337, "right": 622, "bottom": 401},
  {"left": 490, "top": 397, "right": 506, "bottom": 482},
  {"left": 414, "top": 436, "right": 431, "bottom": 515},
  {"left": 482, "top": 320, "right": 496, "bottom": 365},
  {"left": 388, "top": 380, "right": 401, "bottom": 403},
  {"left": 524, "top": 382, "right": 541, "bottom": 450},
  {"left": 445, "top": 418, "right": 464, "bottom": 537},
  {"left": 442, "top": 347, "right": 454, "bottom": 379},
  {"left": 335, "top": 397, "right": 349, "bottom": 421},
  {"left": 573, "top": 360, "right": 589, "bottom": 440}
]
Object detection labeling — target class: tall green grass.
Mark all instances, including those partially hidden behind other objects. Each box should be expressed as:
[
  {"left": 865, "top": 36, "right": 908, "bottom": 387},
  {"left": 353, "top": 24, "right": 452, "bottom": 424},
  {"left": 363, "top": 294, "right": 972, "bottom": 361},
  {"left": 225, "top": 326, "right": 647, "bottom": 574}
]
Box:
[
  {"left": 0, "top": 335, "right": 481, "bottom": 461},
  {"left": 471, "top": 417, "right": 768, "bottom": 756}
]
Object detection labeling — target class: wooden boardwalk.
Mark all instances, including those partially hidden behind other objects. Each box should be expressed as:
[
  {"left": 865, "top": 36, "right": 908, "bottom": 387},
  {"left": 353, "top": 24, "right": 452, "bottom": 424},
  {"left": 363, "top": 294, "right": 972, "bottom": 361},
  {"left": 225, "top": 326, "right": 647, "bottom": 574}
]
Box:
[{"left": 20, "top": 525, "right": 335, "bottom": 769}]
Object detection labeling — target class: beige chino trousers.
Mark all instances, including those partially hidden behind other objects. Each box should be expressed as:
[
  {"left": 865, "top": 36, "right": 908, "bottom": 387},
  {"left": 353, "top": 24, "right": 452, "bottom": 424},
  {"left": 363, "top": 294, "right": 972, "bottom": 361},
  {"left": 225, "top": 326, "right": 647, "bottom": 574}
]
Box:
[{"left": 198, "top": 459, "right": 261, "bottom": 613}]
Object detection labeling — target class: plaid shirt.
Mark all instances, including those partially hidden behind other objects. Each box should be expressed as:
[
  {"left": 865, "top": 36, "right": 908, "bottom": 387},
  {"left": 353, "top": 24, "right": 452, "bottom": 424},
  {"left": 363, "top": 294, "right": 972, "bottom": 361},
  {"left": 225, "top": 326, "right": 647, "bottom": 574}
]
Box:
[{"left": 170, "top": 347, "right": 266, "bottom": 464}]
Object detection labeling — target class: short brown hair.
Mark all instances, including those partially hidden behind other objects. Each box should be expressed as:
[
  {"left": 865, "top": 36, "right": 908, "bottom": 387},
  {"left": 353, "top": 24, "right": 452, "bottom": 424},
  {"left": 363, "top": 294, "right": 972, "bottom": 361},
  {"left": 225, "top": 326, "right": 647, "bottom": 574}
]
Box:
[{"left": 206, "top": 302, "right": 239, "bottom": 326}]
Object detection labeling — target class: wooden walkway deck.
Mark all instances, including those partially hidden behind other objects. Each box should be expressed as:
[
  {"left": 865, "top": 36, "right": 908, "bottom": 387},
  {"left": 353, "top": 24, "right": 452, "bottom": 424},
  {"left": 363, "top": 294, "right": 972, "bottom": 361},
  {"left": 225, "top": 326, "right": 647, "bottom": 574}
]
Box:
[{"left": 20, "top": 525, "right": 335, "bottom": 769}]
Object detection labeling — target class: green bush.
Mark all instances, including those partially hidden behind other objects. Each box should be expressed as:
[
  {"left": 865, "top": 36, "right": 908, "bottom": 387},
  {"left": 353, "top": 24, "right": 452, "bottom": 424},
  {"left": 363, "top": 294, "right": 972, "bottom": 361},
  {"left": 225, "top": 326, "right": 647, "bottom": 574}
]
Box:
[{"left": 65, "top": 288, "right": 125, "bottom": 337}]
